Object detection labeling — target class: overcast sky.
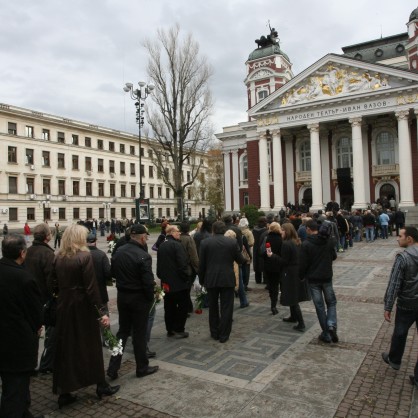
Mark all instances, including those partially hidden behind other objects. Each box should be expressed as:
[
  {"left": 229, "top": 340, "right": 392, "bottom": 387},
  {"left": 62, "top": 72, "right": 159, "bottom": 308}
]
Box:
[{"left": 0, "top": 0, "right": 416, "bottom": 137}]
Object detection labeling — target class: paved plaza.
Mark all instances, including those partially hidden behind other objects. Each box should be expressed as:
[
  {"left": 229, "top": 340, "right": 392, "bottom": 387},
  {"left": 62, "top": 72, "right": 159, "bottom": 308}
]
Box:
[{"left": 4, "top": 233, "right": 418, "bottom": 417}]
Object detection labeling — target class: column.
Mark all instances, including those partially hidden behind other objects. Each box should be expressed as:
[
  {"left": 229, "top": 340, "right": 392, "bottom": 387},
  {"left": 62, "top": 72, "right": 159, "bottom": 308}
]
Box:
[
  {"left": 349, "top": 117, "right": 367, "bottom": 209},
  {"left": 258, "top": 133, "right": 270, "bottom": 211},
  {"left": 231, "top": 150, "right": 240, "bottom": 211},
  {"left": 307, "top": 123, "right": 323, "bottom": 211},
  {"left": 271, "top": 129, "right": 284, "bottom": 210},
  {"left": 223, "top": 151, "right": 232, "bottom": 212},
  {"left": 397, "top": 110, "right": 414, "bottom": 207}
]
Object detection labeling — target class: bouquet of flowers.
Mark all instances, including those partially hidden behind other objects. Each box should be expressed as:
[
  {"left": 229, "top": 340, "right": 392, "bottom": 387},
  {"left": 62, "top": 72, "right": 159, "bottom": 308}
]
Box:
[
  {"left": 194, "top": 287, "right": 207, "bottom": 314},
  {"left": 103, "top": 328, "right": 123, "bottom": 356},
  {"left": 150, "top": 283, "right": 167, "bottom": 313},
  {"left": 108, "top": 240, "right": 117, "bottom": 254}
]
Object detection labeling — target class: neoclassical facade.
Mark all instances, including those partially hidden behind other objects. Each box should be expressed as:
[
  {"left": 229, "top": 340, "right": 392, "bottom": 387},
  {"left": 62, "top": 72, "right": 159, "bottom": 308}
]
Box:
[
  {"left": 217, "top": 8, "right": 418, "bottom": 215},
  {"left": 0, "top": 103, "right": 209, "bottom": 227}
]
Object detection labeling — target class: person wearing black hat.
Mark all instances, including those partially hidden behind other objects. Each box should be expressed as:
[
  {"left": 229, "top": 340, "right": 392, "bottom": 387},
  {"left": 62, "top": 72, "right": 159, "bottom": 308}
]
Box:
[{"left": 107, "top": 224, "right": 159, "bottom": 380}]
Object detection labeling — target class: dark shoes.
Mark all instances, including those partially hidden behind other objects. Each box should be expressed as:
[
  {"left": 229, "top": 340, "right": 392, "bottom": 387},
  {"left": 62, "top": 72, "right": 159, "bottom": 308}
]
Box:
[
  {"left": 293, "top": 324, "right": 306, "bottom": 332},
  {"left": 219, "top": 337, "right": 229, "bottom": 343},
  {"left": 136, "top": 366, "right": 159, "bottom": 378},
  {"left": 38, "top": 367, "right": 53, "bottom": 374},
  {"left": 106, "top": 370, "right": 118, "bottom": 381},
  {"left": 240, "top": 303, "right": 250, "bottom": 309},
  {"left": 211, "top": 333, "right": 219, "bottom": 340},
  {"left": 96, "top": 384, "right": 120, "bottom": 400},
  {"left": 174, "top": 331, "right": 189, "bottom": 339},
  {"left": 409, "top": 375, "right": 418, "bottom": 387},
  {"left": 381, "top": 352, "right": 400, "bottom": 370},
  {"left": 167, "top": 331, "right": 176, "bottom": 337},
  {"left": 318, "top": 333, "right": 332, "bottom": 344},
  {"left": 282, "top": 316, "right": 297, "bottom": 323},
  {"left": 271, "top": 307, "right": 278, "bottom": 315},
  {"left": 58, "top": 393, "right": 77, "bottom": 409},
  {"left": 328, "top": 326, "right": 339, "bottom": 343},
  {"left": 146, "top": 348, "right": 156, "bottom": 358}
]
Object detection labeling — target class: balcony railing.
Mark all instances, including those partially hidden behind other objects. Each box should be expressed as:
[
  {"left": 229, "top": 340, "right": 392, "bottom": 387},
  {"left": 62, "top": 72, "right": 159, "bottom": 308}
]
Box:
[
  {"left": 372, "top": 164, "right": 399, "bottom": 176},
  {"left": 295, "top": 171, "right": 311, "bottom": 182}
]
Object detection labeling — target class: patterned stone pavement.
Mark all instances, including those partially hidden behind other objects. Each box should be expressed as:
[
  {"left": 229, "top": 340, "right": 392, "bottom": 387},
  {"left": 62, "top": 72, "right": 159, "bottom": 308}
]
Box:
[{"left": 3, "top": 233, "right": 418, "bottom": 417}]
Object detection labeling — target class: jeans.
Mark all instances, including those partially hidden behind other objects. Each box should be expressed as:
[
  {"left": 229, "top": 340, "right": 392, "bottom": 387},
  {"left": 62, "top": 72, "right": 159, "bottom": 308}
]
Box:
[
  {"left": 365, "top": 226, "right": 375, "bottom": 242},
  {"left": 237, "top": 266, "right": 248, "bottom": 307},
  {"left": 381, "top": 225, "right": 388, "bottom": 239},
  {"left": 309, "top": 282, "right": 337, "bottom": 334},
  {"left": 388, "top": 307, "right": 418, "bottom": 368}
]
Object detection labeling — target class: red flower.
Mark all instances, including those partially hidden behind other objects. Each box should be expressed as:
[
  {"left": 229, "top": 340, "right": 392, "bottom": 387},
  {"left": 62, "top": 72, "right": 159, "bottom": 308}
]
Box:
[
  {"left": 195, "top": 309, "right": 203, "bottom": 314},
  {"left": 162, "top": 283, "right": 170, "bottom": 293}
]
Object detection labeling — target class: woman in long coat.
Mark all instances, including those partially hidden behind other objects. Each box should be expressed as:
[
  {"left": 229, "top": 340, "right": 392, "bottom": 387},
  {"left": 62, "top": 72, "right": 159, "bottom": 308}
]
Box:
[
  {"left": 269, "top": 223, "right": 310, "bottom": 331},
  {"left": 51, "top": 224, "right": 119, "bottom": 408}
]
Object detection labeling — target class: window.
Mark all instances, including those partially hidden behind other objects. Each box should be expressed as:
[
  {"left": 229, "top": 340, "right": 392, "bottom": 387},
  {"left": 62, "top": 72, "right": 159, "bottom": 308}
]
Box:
[
  {"left": 8, "top": 146, "right": 17, "bottom": 163},
  {"left": 187, "top": 189, "right": 191, "bottom": 199},
  {"left": 130, "top": 185, "right": 136, "bottom": 198},
  {"left": 86, "top": 182, "right": 92, "bottom": 195},
  {"left": 140, "top": 147, "right": 144, "bottom": 157},
  {"left": 58, "top": 153, "right": 65, "bottom": 169},
  {"left": 42, "top": 151, "right": 50, "bottom": 167},
  {"left": 73, "top": 181, "right": 80, "bottom": 196},
  {"left": 99, "top": 208, "right": 105, "bottom": 218},
  {"left": 25, "top": 149, "right": 34, "bottom": 165},
  {"left": 109, "top": 141, "right": 115, "bottom": 151},
  {"left": 187, "top": 171, "right": 191, "bottom": 182},
  {"left": 97, "top": 139, "right": 103, "bottom": 150},
  {"left": 166, "top": 188, "right": 170, "bottom": 199},
  {"left": 149, "top": 166, "right": 154, "bottom": 178},
  {"left": 98, "top": 159, "right": 104, "bottom": 173},
  {"left": 186, "top": 156, "right": 190, "bottom": 164},
  {"left": 25, "top": 126, "right": 34, "bottom": 138},
  {"left": 9, "top": 177, "right": 17, "bottom": 194},
  {"left": 120, "top": 144, "right": 125, "bottom": 153},
  {"left": 109, "top": 160, "right": 115, "bottom": 174},
  {"left": 240, "top": 155, "right": 248, "bottom": 183},
  {"left": 26, "top": 178, "right": 35, "bottom": 194},
  {"left": 377, "top": 131, "right": 395, "bottom": 165},
  {"left": 300, "top": 140, "right": 311, "bottom": 171},
  {"left": 158, "top": 187, "right": 162, "bottom": 198},
  {"left": 140, "top": 185, "right": 145, "bottom": 197},
  {"left": 258, "top": 89, "right": 268, "bottom": 102},
  {"left": 27, "top": 208, "right": 35, "bottom": 221},
  {"left": 140, "top": 164, "right": 145, "bottom": 177},
  {"left": 121, "top": 184, "right": 126, "bottom": 197},
  {"left": 110, "top": 208, "right": 115, "bottom": 218},
  {"left": 8, "top": 122, "right": 17, "bottom": 135},
  {"left": 9, "top": 208, "right": 18, "bottom": 221},
  {"left": 73, "top": 207, "right": 80, "bottom": 220},
  {"left": 98, "top": 183, "right": 104, "bottom": 196},
  {"left": 85, "top": 137, "right": 91, "bottom": 147},
  {"left": 43, "top": 179, "right": 51, "bottom": 194},
  {"left": 130, "top": 146, "right": 135, "bottom": 155},
  {"left": 72, "top": 134, "right": 79, "bottom": 145},
  {"left": 131, "top": 208, "right": 136, "bottom": 218},
  {"left": 130, "top": 163, "right": 135, "bottom": 175},
  {"left": 72, "top": 155, "right": 79, "bottom": 170},
  {"left": 85, "top": 157, "right": 92, "bottom": 171},
  {"left": 243, "top": 192, "right": 249, "bottom": 206},
  {"left": 164, "top": 168, "right": 169, "bottom": 180},
  {"left": 120, "top": 162, "right": 125, "bottom": 175},
  {"left": 336, "top": 137, "right": 353, "bottom": 168},
  {"left": 57, "top": 132, "right": 65, "bottom": 143},
  {"left": 157, "top": 168, "right": 162, "bottom": 179},
  {"left": 110, "top": 183, "right": 116, "bottom": 197},
  {"left": 121, "top": 208, "right": 126, "bottom": 218},
  {"left": 149, "top": 186, "right": 154, "bottom": 199},
  {"left": 148, "top": 149, "right": 153, "bottom": 158},
  {"left": 166, "top": 208, "right": 171, "bottom": 217},
  {"left": 42, "top": 129, "right": 50, "bottom": 140},
  {"left": 58, "top": 180, "right": 65, "bottom": 195},
  {"left": 86, "top": 208, "right": 93, "bottom": 219},
  {"left": 59, "top": 208, "right": 66, "bottom": 220}
]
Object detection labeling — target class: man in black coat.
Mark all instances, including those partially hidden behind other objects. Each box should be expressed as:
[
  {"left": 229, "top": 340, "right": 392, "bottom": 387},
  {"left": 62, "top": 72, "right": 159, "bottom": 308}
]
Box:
[
  {"left": 157, "top": 225, "right": 190, "bottom": 338},
  {"left": 199, "top": 221, "right": 245, "bottom": 343},
  {"left": 25, "top": 223, "right": 55, "bottom": 374},
  {"left": 0, "top": 234, "right": 42, "bottom": 418}
]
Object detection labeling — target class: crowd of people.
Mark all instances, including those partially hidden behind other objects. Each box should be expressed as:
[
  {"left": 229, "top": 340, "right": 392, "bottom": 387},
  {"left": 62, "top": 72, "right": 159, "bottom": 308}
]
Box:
[{"left": 1, "top": 204, "right": 417, "bottom": 416}]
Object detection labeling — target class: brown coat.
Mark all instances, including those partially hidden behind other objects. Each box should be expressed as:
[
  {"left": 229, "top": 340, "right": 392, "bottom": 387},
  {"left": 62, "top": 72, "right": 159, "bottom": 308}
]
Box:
[{"left": 52, "top": 251, "right": 105, "bottom": 394}]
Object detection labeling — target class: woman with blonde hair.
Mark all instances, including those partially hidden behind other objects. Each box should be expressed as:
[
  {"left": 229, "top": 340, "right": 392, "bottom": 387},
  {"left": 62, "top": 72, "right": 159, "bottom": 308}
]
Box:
[
  {"left": 51, "top": 224, "right": 119, "bottom": 408},
  {"left": 267, "top": 223, "right": 310, "bottom": 331},
  {"left": 263, "top": 222, "right": 283, "bottom": 315}
]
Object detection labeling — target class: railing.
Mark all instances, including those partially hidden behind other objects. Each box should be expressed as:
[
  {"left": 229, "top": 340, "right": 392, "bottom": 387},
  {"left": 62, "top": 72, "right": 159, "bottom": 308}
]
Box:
[
  {"left": 295, "top": 171, "right": 311, "bottom": 182},
  {"left": 372, "top": 164, "right": 399, "bottom": 176}
]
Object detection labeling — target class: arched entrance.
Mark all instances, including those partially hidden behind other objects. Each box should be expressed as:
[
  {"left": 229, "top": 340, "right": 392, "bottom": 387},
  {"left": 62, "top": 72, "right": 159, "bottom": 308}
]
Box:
[
  {"left": 302, "top": 188, "right": 312, "bottom": 207},
  {"left": 379, "top": 183, "right": 396, "bottom": 201}
]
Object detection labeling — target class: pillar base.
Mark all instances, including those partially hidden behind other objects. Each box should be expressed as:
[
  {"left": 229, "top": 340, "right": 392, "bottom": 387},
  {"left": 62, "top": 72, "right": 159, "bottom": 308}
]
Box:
[
  {"left": 310, "top": 204, "right": 325, "bottom": 213},
  {"left": 398, "top": 201, "right": 416, "bottom": 209},
  {"left": 351, "top": 202, "right": 368, "bottom": 210}
]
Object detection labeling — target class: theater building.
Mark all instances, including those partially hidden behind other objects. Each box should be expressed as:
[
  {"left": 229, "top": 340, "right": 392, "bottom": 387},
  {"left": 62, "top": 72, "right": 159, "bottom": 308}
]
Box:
[{"left": 217, "top": 8, "right": 418, "bottom": 219}]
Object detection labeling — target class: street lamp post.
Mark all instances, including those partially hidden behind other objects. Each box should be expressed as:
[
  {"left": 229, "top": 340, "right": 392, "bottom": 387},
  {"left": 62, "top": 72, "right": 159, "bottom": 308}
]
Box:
[{"left": 123, "top": 81, "right": 154, "bottom": 222}]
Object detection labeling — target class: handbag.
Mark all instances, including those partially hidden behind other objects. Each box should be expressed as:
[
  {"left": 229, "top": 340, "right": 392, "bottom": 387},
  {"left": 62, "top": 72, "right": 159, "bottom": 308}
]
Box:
[
  {"left": 43, "top": 296, "right": 57, "bottom": 326},
  {"left": 151, "top": 243, "right": 158, "bottom": 251},
  {"left": 241, "top": 245, "right": 251, "bottom": 263}
]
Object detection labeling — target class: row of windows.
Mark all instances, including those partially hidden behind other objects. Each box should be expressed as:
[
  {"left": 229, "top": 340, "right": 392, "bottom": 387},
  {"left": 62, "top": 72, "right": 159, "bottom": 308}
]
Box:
[
  {"left": 7, "top": 206, "right": 185, "bottom": 222},
  {"left": 7, "top": 176, "right": 193, "bottom": 199},
  {"left": 7, "top": 147, "right": 192, "bottom": 180}
]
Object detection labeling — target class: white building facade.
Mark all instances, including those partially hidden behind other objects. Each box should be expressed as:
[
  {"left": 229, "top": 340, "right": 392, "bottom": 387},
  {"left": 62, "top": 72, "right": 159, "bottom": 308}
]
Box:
[{"left": 0, "top": 103, "right": 209, "bottom": 227}]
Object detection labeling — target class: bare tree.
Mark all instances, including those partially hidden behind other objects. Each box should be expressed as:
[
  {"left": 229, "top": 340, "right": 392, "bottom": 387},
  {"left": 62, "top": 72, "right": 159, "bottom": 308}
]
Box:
[{"left": 144, "top": 24, "right": 214, "bottom": 219}]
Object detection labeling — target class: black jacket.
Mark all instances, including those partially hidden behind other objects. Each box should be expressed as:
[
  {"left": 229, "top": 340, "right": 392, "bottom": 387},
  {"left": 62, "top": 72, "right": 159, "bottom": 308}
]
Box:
[
  {"left": 112, "top": 240, "right": 154, "bottom": 301},
  {"left": 24, "top": 240, "right": 55, "bottom": 304},
  {"left": 89, "top": 246, "right": 111, "bottom": 303},
  {"left": 252, "top": 225, "right": 267, "bottom": 273},
  {"left": 157, "top": 235, "right": 190, "bottom": 292},
  {"left": 198, "top": 234, "right": 245, "bottom": 288},
  {"left": 299, "top": 234, "right": 337, "bottom": 283},
  {"left": 0, "top": 258, "right": 42, "bottom": 372},
  {"left": 263, "top": 231, "right": 283, "bottom": 273}
]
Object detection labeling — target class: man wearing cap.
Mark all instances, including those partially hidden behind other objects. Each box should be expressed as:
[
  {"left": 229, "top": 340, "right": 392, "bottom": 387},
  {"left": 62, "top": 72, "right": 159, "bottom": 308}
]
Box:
[
  {"left": 87, "top": 233, "right": 111, "bottom": 344},
  {"left": 107, "top": 224, "right": 158, "bottom": 380}
]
